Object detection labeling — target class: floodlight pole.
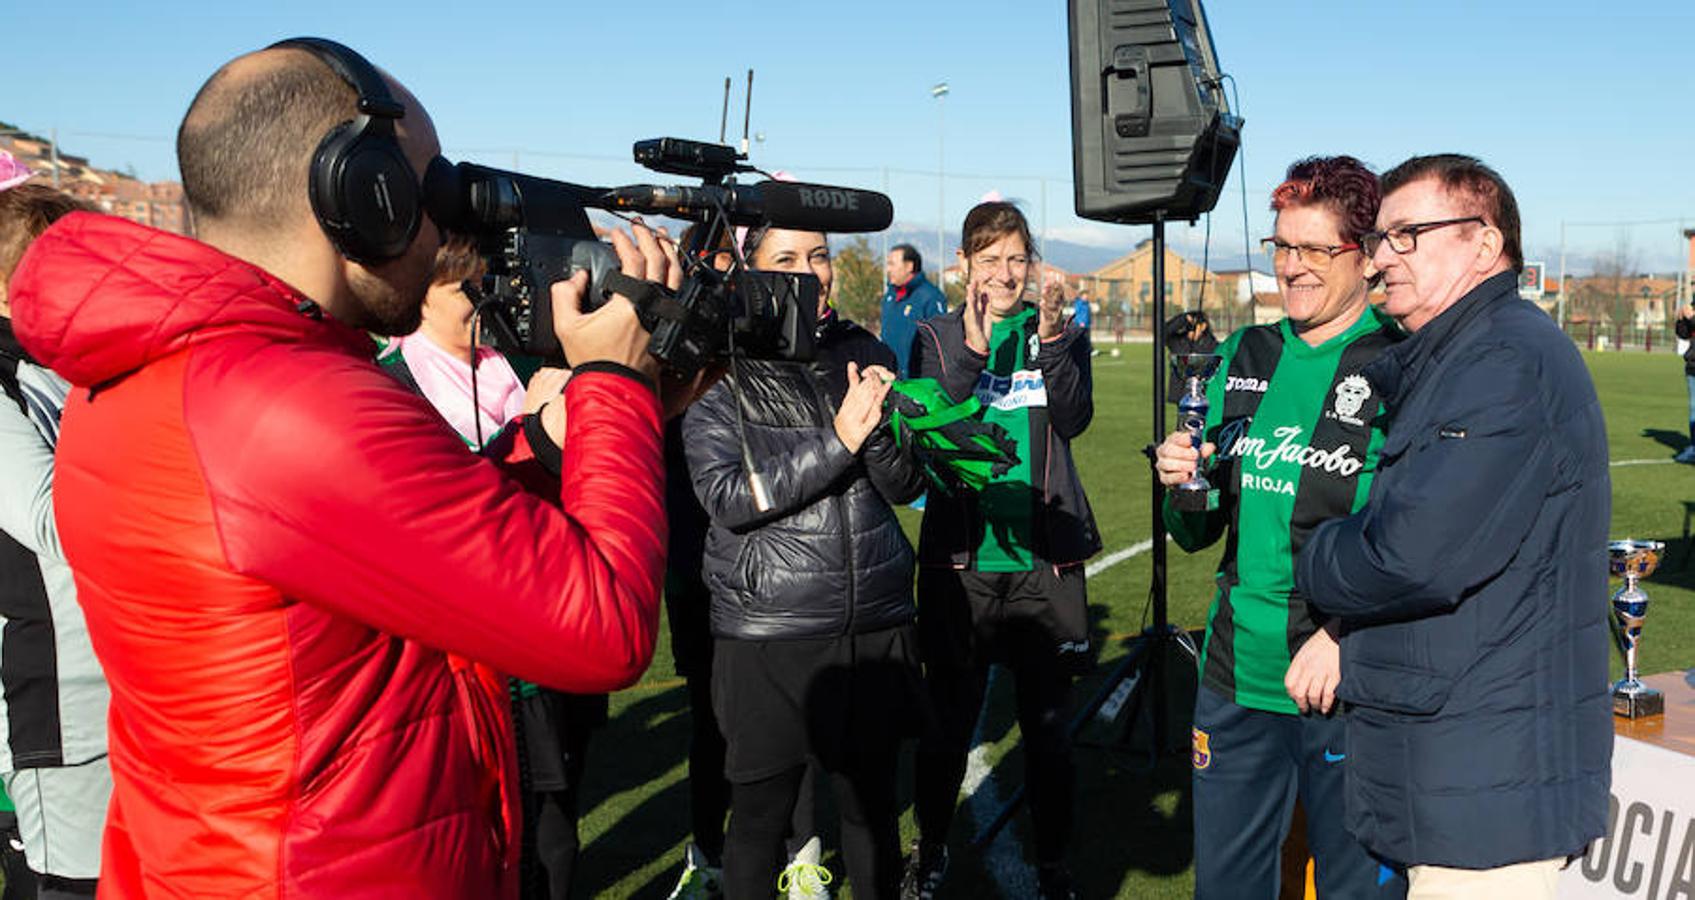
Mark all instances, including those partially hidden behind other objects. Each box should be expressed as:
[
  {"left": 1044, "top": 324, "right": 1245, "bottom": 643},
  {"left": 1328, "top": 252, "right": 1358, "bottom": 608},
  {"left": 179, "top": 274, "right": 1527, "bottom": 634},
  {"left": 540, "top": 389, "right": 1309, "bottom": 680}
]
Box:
[
  {"left": 1040, "top": 177, "right": 1050, "bottom": 265},
  {"left": 1679, "top": 219, "right": 1689, "bottom": 313},
  {"left": 932, "top": 82, "right": 950, "bottom": 277},
  {"left": 881, "top": 166, "right": 891, "bottom": 268},
  {"left": 1557, "top": 221, "right": 1568, "bottom": 332}
]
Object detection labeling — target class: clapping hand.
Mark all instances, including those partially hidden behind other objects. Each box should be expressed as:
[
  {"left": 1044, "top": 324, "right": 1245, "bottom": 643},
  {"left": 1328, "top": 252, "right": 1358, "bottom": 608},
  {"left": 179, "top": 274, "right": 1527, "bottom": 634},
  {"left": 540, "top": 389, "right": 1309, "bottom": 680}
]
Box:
[
  {"left": 833, "top": 362, "right": 893, "bottom": 454},
  {"left": 963, "top": 290, "right": 990, "bottom": 355},
  {"left": 1039, "top": 280, "right": 1066, "bottom": 339}
]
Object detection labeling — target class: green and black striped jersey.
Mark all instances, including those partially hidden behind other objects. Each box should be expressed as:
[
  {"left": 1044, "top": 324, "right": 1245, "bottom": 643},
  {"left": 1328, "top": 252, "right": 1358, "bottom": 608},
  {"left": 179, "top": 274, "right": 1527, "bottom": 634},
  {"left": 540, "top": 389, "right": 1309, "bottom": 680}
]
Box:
[{"left": 1165, "top": 308, "right": 1403, "bottom": 714}]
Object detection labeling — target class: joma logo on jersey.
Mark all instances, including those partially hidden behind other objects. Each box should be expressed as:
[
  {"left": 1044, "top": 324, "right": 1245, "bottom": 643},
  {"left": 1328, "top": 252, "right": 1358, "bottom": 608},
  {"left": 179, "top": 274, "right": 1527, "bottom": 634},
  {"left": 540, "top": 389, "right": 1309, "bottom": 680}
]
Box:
[
  {"left": 1225, "top": 375, "right": 1269, "bottom": 393},
  {"left": 1226, "top": 425, "right": 1364, "bottom": 478},
  {"left": 974, "top": 369, "right": 1048, "bottom": 411}
]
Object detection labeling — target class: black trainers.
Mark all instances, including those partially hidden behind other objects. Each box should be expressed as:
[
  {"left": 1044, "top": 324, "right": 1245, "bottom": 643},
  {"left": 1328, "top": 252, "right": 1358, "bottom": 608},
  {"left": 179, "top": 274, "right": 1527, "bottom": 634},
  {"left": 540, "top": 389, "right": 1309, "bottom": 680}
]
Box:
[
  {"left": 1036, "top": 864, "right": 1078, "bottom": 900},
  {"left": 900, "top": 842, "right": 948, "bottom": 900}
]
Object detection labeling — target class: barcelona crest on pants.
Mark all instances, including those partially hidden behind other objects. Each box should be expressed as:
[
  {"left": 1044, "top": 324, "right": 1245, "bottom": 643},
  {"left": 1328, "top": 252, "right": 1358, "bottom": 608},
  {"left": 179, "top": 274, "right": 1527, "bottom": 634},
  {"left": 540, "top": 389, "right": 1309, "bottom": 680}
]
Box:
[{"left": 1192, "top": 726, "right": 1211, "bottom": 770}]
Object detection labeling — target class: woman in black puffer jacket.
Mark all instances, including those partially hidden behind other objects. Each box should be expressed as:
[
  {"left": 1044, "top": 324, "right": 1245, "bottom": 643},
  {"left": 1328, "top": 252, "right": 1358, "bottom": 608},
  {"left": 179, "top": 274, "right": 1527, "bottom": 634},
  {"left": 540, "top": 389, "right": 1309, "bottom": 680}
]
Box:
[{"left": 682, "top": 224, "right": 925, "bottom": 900}]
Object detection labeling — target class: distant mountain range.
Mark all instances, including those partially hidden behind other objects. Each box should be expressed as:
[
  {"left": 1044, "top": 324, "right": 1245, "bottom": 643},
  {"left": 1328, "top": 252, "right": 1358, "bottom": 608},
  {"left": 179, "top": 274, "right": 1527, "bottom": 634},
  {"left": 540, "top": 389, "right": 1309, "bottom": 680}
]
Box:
[
  {"left": 864, "top": 224, "right": 1259, "bottom": 276},
  {"left": 582, "top": 211, "right": 1264, "bottom": 276}
]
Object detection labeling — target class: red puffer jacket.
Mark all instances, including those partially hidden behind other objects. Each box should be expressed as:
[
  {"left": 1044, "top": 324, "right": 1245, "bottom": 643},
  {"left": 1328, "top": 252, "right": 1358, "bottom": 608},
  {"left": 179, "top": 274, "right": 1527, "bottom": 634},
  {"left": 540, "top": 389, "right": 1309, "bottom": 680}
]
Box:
[{"left": 9, "top": 213, "right": 667, "bottom": 898}]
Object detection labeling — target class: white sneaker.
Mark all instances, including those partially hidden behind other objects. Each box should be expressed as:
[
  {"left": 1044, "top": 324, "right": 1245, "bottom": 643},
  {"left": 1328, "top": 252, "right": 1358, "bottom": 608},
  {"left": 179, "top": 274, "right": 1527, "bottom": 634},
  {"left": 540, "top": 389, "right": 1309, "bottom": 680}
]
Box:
[
  {"left": 667, "top": 842, "right": 723, "bottom": 900},
  {"left": 900, "top": 842, "right": 948, "bottom": 900},
  {"left": 778, "top": 836, "right": 833, "bottom": 900}
]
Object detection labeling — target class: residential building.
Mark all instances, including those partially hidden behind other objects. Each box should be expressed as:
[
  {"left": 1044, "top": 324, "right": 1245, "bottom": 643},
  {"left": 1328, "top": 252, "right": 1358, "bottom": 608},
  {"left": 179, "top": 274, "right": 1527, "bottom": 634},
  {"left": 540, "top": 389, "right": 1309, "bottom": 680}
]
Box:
[{"left": 0, "top": 130, "right": 188, "bottom": 236}]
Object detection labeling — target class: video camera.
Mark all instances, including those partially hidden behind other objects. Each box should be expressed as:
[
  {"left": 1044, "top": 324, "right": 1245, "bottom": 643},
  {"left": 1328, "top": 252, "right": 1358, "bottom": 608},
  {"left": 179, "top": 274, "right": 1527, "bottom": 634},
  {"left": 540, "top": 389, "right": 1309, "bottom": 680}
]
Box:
[{"left": 422, "top": 138, "right": 893, "bottom": 376}]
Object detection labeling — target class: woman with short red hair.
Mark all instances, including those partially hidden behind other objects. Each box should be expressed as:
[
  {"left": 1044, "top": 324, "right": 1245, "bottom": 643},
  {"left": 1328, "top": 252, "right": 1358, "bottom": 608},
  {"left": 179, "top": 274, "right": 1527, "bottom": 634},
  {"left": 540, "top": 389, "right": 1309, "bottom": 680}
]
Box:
[{"left": 1155, "top": 156, "right": 1408, "bottom": 897}]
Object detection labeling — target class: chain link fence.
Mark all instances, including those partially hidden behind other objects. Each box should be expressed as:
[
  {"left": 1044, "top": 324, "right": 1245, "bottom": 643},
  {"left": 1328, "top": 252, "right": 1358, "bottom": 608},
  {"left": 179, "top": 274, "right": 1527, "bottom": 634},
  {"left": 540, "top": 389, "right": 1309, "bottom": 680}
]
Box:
[{"left": 1079, "top": 277, "right": 1258, "bottom": 342}]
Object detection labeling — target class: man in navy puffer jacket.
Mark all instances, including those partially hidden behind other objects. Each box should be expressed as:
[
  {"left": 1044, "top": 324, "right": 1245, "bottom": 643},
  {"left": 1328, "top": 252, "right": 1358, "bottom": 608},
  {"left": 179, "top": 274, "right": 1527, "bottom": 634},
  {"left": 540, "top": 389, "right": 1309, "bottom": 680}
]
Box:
[{"left": 1295, "top": 155, "right": 1611, "bottom": 898}]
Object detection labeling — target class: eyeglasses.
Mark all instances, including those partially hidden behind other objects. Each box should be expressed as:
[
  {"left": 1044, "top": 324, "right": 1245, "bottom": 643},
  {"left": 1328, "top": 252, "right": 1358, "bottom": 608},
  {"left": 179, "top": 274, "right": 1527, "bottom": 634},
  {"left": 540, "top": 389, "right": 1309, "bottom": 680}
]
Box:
[
  {"left": 1359, "top": 217, "right": 1485, "bottom": 257},
  {"left": 1259, "top": 239, "right": 1360, "bottom": 272}
]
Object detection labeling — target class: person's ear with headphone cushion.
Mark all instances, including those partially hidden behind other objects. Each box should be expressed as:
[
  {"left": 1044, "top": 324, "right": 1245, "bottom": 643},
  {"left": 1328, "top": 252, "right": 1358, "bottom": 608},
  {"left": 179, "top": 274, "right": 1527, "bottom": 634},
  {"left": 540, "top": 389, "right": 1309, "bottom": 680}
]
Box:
[
  {"left": 273, "top": 37, "right": 713, "bottom": 423},
  {"left": 270, "top": 37, "right": 424, "bottom": 264}
]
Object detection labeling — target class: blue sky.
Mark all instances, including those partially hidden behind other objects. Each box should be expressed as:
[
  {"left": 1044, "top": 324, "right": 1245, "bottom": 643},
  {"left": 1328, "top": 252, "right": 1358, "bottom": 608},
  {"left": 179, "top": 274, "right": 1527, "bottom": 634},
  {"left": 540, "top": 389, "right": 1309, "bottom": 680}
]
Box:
[{"left": 4, "top": 1, "right": 1691, "bottom": 272}]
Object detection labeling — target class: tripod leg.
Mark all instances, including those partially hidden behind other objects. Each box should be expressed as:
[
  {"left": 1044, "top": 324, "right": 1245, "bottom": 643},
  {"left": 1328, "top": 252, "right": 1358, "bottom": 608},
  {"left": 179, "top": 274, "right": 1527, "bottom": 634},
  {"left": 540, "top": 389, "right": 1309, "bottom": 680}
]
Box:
[
  {"left": 971, "top": 637, "right": 1154, "bottom": 848},
  {"left": 1111, "top": 627, "right": 1198, "bottom": 767},
  {"left": 1150, "top": 634, "right": 1168, "bottom": 760},
  {"left": 971, "top": 783, "right": 1026, "bottom": 849}
]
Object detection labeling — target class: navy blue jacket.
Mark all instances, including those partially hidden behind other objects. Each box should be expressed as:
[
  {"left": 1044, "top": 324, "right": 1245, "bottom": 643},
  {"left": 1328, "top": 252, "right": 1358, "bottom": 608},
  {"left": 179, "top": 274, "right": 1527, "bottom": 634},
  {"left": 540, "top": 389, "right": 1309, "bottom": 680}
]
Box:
[
  {"left": 880, "top": 272, "right": 947, "bottom": 378},
  {"left": 1295, "top": 271, "right": 1613, "bottom": 869}
]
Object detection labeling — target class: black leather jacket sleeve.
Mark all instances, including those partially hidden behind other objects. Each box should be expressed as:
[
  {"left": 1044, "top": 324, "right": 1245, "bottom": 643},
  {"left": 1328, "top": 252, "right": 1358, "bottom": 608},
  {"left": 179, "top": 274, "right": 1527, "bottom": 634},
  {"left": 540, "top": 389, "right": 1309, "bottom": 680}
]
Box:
[
  {"left": 1035, "top": 324, "right": 1094, "bottom": 439},
  {"left": 859, "top": 421, "right": 924, "bottom": 506},
  {"left": 682, "top": 377, "right": 855, "bottom": 533}
]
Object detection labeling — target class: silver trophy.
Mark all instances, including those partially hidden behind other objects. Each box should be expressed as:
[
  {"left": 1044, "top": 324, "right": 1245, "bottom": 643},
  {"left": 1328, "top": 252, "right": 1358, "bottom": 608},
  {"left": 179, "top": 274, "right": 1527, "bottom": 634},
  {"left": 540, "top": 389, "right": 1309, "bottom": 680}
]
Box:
[
  {"left": 1170, "top": 353, "right": 1223, "bottom": 512},
  {"left": 1609, "top": 539, "right": 1666, "bottom": 718}
]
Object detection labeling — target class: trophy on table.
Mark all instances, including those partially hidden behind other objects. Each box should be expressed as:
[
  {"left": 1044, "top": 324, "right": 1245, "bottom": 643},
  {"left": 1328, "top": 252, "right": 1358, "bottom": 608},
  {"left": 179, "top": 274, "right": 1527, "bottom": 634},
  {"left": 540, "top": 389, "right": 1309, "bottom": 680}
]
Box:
[
  {"left": 1169, "top": 353, "right": 1223, "bottom": 512},
  {"left": 1609, "top": 539, "right": 1667, "bottom": 718}
]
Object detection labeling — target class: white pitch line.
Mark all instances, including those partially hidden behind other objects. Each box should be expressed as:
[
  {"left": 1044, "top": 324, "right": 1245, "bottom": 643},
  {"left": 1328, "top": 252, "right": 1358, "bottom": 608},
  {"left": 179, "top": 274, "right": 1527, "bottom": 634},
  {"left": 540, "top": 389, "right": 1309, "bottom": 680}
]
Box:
[
  {"left": 962, "top": 537, "right": 1159, "bottom": 896},
  {"left": 1611, "top": 458, "right": 1677, "bottom": 468},
  {"left": 962, "top": 668, "right": 1037, "bottom": 897},
  {"left": 1085, "top": 538, "right": 1156, "bottom": 578}
]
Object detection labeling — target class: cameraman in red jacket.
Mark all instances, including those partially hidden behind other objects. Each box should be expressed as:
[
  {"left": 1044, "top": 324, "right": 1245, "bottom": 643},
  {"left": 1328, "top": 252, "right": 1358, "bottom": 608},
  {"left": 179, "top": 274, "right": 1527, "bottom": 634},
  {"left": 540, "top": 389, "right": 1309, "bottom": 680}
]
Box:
[{"left": 8, "top": 39, "right": 693, "bottom": 898}]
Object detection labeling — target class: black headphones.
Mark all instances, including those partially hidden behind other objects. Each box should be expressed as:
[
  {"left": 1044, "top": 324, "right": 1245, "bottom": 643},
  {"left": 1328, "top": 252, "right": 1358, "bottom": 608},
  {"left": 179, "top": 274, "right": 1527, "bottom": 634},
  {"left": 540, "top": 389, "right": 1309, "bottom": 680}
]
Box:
[{"left": 269, "top": 37, "right": 423, "bottom": 263}]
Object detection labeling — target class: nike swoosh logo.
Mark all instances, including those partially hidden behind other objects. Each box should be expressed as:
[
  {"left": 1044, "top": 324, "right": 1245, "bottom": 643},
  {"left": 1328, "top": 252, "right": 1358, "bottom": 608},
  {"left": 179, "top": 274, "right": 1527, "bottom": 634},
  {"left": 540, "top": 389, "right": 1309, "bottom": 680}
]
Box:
[{"left": 1323, "top": 750, "right": 1346, "bottom": 763}]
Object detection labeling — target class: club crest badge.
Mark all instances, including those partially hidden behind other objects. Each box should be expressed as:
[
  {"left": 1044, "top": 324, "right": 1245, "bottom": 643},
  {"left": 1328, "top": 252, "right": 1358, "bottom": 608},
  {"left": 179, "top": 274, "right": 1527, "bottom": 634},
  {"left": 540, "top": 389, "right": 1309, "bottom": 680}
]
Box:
[
  {"left": 1192, "top": 727, "right": 1212, "bottom": 770},
  {"left": 1332, "top": 374, "right": 1371, "bottom": 426},
  {"left": 1027, "top": 333, "right": 1041, "bottom": 360}
]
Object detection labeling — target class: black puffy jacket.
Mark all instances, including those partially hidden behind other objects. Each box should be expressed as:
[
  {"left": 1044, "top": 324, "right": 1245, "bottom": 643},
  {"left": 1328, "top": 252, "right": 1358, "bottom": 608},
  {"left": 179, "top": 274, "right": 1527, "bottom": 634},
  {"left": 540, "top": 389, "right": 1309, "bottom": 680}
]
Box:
[{"left": 683, "top": 318, "right": 924, "bottom": 641}]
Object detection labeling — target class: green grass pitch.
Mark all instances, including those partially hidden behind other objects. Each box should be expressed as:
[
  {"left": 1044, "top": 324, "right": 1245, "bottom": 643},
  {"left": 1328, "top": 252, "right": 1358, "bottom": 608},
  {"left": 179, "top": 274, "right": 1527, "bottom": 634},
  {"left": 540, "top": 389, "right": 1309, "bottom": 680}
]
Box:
[{"left": 570, "top": 343, "right": 1695, "bottom": 899}]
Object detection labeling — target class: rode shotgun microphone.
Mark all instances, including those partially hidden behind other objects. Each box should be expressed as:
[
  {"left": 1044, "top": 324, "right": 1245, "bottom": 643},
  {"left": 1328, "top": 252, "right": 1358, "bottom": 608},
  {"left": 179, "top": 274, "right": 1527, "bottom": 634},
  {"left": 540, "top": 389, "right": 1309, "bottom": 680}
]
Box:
[{"left": 603, "top": 181, "right": 893, "bottom": 233}]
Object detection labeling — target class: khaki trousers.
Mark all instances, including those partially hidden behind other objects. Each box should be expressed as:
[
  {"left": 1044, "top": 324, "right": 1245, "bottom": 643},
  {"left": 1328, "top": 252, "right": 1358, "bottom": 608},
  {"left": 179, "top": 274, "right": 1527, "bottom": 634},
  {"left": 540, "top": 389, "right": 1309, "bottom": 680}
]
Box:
[{"left": 1406, "top": 857, "right": 1565, "bottom": 899}]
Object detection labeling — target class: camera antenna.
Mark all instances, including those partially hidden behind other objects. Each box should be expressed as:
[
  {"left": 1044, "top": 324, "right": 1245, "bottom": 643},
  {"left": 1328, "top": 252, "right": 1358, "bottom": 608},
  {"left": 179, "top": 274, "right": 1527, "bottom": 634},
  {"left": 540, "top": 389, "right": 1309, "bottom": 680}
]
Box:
[
  {"left": 719, "top": 76, "right": 732, "bottom": 144},
  {"left": 740, "top": 69, "right": 754, "bottom": 157}
]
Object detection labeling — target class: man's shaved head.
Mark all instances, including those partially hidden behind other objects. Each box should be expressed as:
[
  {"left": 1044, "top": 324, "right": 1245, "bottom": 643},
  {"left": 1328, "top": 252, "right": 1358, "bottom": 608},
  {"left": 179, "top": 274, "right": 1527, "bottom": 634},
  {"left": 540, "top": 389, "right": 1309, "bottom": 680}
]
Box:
[
  {"left": 175, "top": 44, "right": 443, "bottom": 335},
  {"left": 176, "top": 49, "right": 356, "bottom": 235}
]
